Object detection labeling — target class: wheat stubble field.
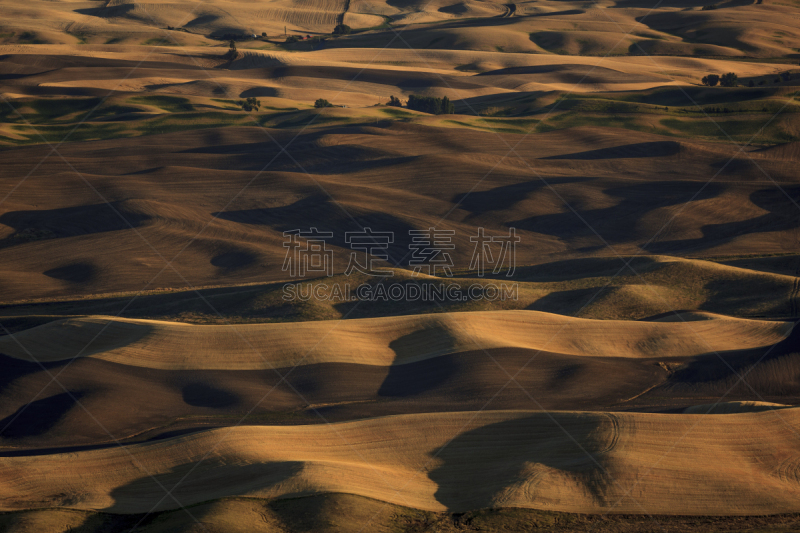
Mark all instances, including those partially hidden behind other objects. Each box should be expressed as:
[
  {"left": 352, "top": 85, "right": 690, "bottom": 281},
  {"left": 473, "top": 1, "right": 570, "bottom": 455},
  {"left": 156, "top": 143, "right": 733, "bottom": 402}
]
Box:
[{"left": 0, "top": 0, "right": 800, "bottom": 531}]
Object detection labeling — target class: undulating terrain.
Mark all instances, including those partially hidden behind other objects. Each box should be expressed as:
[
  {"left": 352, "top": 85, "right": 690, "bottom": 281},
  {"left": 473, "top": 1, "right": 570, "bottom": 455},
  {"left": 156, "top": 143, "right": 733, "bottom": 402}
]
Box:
[{"left": 0, "top": 0, "right": 799, "bottom": 531}]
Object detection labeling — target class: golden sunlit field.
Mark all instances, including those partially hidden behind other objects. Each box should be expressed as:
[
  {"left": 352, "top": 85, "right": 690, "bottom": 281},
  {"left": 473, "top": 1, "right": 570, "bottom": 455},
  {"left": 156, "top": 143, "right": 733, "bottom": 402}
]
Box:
[{"left": 0, "top": 0, "right": 799, "bottom": 531}]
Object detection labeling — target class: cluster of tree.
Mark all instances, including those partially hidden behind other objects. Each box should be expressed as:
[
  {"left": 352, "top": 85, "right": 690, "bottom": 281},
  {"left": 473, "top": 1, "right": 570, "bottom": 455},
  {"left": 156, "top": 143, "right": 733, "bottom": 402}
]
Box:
[
  {"left": 387, "top": 95, "right": 403, "bottom": 107},
  {"left": 237, "top": 97, "right": 261, "bottom": 112},
  {"left": 746, "top": 76, "right": 791, "bottom": 87},
  {"left": 314, "top": 98, "right": 334, "bottom": 108},
  {"left": 406, "top": 94, "right": 455, "bottom": 114},
  {"left": 284, "top": 24, "right": 348, "bottom": 46},
  {"left": 721, "top": 72, "right": 739, "bottom": 86},
  {"left": 286, "top": 34, "right": 322, "bottom": 43},
  {"left": 720, "top": 72, "right": 738, "bottom": 86},
  {"left": 701, "top": 72, "right": 738, "bottom": 87},
  {"left": 333, "top": 24, "right": 351, "bottom": 35}
]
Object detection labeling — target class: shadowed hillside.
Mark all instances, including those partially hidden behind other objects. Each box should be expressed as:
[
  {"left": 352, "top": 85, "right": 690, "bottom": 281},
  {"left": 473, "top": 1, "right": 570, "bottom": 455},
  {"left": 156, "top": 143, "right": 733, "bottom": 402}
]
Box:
[{"left": 1, "top": 0, "right": 799, "bottom": 528}]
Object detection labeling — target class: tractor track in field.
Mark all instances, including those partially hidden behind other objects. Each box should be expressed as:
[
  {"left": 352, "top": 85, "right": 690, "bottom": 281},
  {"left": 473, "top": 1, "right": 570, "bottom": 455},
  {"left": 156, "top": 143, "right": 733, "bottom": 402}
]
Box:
[{"left": 501, "top": 3, "right": 516, "bottom": 17}]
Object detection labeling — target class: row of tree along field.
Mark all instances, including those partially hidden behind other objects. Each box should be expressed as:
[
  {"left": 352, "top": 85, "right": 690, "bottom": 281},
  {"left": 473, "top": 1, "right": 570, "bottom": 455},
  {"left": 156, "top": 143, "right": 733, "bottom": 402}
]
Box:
[
  {"left": 388, "top": 95, "right": 455, "bottom": 114},
  {"left": 312, "top": 95, "right": 456, "bottom": 114}
]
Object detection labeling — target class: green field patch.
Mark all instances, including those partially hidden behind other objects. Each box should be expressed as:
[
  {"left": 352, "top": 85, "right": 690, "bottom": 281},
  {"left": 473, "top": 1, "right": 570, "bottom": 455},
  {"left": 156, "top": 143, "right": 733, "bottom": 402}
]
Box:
[
  {"left": 477, "top": 117, "right": 541, "bottom": 131},
  {"left": 91, "top": 104, "right": 148, "bottom": 120},
  {"left": 1, "top": 97, "right": 103, "bottom": 124},
  {"left": 273, "top": 113, "right": 351, "bottom": 128},
  {"left": 136, "top": 112, "right": 244, "bottom": 135},
  {"left": 69, "top": 32, "right": 89, "bottom": 45},
  {"left": 553, "top": 97, "right": 646, "bottom": 114},
  {"left": 351, "top": 13, "right": 393, "bottom": 32},
  {"left": 443, "top": 119, "right": 523, "bottom": 134},
  {"left": 380, "top": 107, "right": 415, "bottom": 118},
  {"left": 209, "top": 98, "right": 241, "bottom": 110},
  {"left": 10, "top": 122, "right": 131, "bottom": 144},
  {"left": 261, "top": 105, "right": 299, "bottom": 111},
  {"left": 479, "top": 116, "right": 540, "bottom": 125},
  {"left": 546, "top": 112, "right": 657, "bottom": 133},
  {"left": 128, "top": 95, "right": 195, "bottom": 112},
  {"left": 454, "top": 63, "right": 486, "bottom": 73},
  {"left": 142, "top": 37, "right": 179, "bottom": 46},
  {"left": 660, "top": 117, "right": 794, "bottom": 141}
]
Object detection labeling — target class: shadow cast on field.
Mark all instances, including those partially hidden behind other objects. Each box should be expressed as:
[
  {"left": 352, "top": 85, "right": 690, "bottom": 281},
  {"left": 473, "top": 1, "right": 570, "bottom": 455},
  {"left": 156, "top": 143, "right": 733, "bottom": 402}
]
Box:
[
  {"left": 214, "top": 194, "right": 416, "bottom": 266},
  {"left": 542, "top": 141, "right": 681, "bottom": 160},
  {"left": 0, "top": 202, "right": 150, "bottom": 248},
  {"left": 378, "top": 328, "right": 460, "bottom": 397},
  {"left": 0, "top": 391, "right": 84, "bottom": 439},
  {"left": 453, "top": 177, "right": 592, "bottom": 215},
  {"left": 178, "top": 129, "right": 419, "bottom": 175},
  {"left": 665, "top": 323, "right": 800, "bottom": 396},
  {"left": 43, "top": 262, "right": 97, "bottom": 283},
  {"left": 74, "top": 4, "right": 134, "bottom": 18},
  {"left": 210, "top": 249, "right": 258, "bottom": 271},
  {"left": 527, "top": 287, "right": 606, "bottom": 315},
  {"left": 261, "top": 65, "right": 480, "bottom": 90},
  {"left": 647, "top": 185, "right": 800, "bottom": 253},
  {"left": 106, "top": 460, "right": 304, "bottom": 513},
  {"left": 240, "top": 87, "right": 279, "bottom": 98},
  {"left": 509, "top": 256, "right": 660, "bottom": 282},
  {"left": 181, "top": 382, "right": 240, "bottom": 408},
  {"left": 185, "top": 14, "right": 221, "bottom": 27},
  {"left": 511, "top": 180, "right": 725, "bottom": 244},
  {"left": 0, "top": 354, "right": 65, "bottom": 395},
  {"left": 428, "top": 413, "right": 616, "bottom": 512}
]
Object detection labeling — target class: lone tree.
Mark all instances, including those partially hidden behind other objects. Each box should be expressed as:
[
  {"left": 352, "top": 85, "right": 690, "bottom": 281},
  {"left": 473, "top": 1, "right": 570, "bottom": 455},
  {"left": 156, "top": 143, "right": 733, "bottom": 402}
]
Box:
[
  {"left": 387, "top": 95, "right": 402, "bottom": 107},
  {"left": 225, "top": 39, "right": 239, "bottom": 61},
  {"left": 333, "top": 24, "right": 351, "bottom": 35},
  {"left": 225, "top": 39, "right": 238, "bottom": 60},
  {"left": 314, "top": 98, "right": 333, "bottom": 108},
  {"left": 701, "top": 74, "right": 719, "bottom": 86},
  {"left": 720, "top": 72, "right": 738, "bottom": 87},
  {"left": 407, "top": 94, "right": 455, "bottom": 115}
]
